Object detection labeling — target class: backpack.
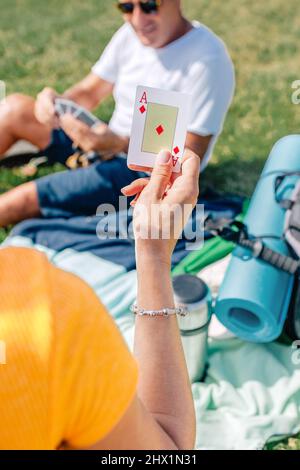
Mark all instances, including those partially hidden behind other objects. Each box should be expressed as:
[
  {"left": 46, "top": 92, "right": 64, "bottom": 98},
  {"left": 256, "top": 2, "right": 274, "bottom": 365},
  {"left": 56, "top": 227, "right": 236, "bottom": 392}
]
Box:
[
  {"left": 278, "top": 175, "right": 300, "bottom": 340},
  {"left": 282, "top": 178, "right": 300, "bottom": 257}
]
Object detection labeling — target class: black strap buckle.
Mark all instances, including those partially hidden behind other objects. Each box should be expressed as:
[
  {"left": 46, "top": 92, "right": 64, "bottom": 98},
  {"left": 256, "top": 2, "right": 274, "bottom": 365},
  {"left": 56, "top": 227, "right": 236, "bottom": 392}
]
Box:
[{"left": 205, "top": 216, "right": 247, "bottom": 243}]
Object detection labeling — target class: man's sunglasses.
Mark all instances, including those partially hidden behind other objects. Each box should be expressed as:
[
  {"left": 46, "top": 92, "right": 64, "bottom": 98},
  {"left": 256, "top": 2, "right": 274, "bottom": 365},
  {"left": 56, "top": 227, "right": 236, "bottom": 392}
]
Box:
[{"left": 116, "top": 1, "right": 162, "bottom": 15}]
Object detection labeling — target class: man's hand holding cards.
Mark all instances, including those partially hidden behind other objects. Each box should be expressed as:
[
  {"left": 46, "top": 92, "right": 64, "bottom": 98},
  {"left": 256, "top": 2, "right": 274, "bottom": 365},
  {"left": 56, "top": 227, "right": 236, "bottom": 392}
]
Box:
[
  {"left": 54, "top": 98, "right": 128, "bottom": 157},
  {"left": 128, "top": 86, "right": 191, "bottom": 173},
  {"left": 54, "top": 98, "right": 102, "bottom": 128},
  {"left": 55, "top": 98, "right": 105, "bottom": 152}
]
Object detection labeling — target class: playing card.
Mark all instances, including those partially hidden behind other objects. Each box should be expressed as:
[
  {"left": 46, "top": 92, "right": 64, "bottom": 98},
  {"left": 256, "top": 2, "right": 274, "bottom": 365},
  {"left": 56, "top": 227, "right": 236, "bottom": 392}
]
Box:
[
  {"left": 72, "top": 107, "right": 100, "bottom": 127},
  {"left": 54, "top": 101, "right": 64, "bottom": 116},
  {"left": 127, "top": 86, "right": 191, "bottom": 173},
  {"left": 60, "top": 103, "right": 68, "bottom": 114},
  {"left": 55, "top": 98, "right": 72, "bottom": 115},
  {"left": 54, "top": 98, "right": 101, "bottom": 128},
  {"left": 54, "top": 98, "right": 69, "bottom": 116},
  {"left": 69, "top": 104, "right": 78, "bottom": 115}
]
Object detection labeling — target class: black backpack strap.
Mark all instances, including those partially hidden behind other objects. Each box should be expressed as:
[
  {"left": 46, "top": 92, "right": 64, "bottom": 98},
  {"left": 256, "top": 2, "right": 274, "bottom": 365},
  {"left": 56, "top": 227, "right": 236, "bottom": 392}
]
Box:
[
  {"left": 239, "top": 237, "right": 300, "bottom": 275},
  {"left": 279, "top": 199, "right": 294, "bottom": 210},
  {"left": 204, "top": 217, "right": 300, "bottom": 276}
]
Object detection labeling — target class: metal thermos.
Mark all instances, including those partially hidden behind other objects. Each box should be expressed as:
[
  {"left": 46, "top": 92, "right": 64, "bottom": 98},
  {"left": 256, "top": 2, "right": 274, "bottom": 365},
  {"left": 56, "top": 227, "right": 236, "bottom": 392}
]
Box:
[{"left": 173, "top": 274, "right": 212, "bottom": 383}]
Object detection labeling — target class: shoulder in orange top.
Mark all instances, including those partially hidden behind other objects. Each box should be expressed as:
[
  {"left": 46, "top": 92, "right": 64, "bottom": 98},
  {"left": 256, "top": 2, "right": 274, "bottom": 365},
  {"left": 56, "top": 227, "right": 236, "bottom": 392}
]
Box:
[{"left": 0, "top": 247, "right": 138, "bottom": 450}]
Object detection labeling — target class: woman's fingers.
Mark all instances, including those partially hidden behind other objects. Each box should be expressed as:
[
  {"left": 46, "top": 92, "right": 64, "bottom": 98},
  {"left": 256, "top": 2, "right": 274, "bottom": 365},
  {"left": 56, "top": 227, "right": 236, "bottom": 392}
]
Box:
[
  {"left": 168, "top": 151, "right": 200, "bottom": 205},
  {"left": 128, "top": 164, "right": 153, "bottom": 173},
  {"left": 130, "top": 193, "right": 141, "bottom": 207},
  {"left": 181, "top": 151, "right": 200, "bottom": 179},
  {"left": 146, "top": 150, "right": 173, "bottom": 199},
  {"left": 123, "top": 150, "right": 199, "bottom": 206},
  {"left": 121, "top": 178, "right": 150, "bottom": 196}
]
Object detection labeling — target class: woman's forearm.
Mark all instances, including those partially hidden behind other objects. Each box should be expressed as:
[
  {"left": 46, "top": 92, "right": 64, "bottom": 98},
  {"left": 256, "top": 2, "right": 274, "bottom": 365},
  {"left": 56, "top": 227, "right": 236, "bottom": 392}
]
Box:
[{"left": 133, "top": 251, "right": 196, "bottom": 450}]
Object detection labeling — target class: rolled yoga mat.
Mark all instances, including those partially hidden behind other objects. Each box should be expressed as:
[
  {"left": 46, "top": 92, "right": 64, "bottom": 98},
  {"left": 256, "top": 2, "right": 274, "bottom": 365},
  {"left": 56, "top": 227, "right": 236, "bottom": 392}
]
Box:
[{"left": 215, "top": 135, "right": 300, "bottom": 342}]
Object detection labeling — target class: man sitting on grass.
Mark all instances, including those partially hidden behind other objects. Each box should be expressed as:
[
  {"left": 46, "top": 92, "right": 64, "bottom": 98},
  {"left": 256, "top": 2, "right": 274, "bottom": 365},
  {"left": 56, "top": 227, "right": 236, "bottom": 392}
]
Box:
[{"left": 0, "top": 0, "right": 234, "bottom": 226}]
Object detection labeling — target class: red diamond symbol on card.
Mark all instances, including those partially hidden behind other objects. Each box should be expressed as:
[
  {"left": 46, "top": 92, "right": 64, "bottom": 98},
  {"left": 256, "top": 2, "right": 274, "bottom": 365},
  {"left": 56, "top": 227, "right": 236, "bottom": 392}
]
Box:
[
  {"left": 172, "top": 156, "right": 179, "bottom": 167},
  {"left": 173, "top": 146, "right": 180, "bottom": 155},
  {"left": 156, "top": 125, "right": 164, "bottom": 135},
  {"left": 139, "top": 105, "right": 146, "bottom": 114}
]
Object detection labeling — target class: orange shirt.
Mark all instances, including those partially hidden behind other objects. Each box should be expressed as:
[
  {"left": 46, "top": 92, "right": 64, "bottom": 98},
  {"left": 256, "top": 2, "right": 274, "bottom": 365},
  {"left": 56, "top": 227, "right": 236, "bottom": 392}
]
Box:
[{"left": 0, "top": 247, "right": 138, "bottom": 450}]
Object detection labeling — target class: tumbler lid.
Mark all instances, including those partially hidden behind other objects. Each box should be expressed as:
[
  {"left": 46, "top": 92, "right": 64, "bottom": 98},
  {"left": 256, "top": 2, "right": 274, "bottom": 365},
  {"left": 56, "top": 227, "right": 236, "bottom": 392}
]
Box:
[{"left": 172, "top": 275, "right": 208, "bottom": 304}]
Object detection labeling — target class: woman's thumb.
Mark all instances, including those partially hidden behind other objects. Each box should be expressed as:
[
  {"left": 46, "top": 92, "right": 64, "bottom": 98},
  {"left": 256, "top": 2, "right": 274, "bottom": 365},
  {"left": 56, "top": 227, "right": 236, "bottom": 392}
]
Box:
[{"left": 148, "top": 150, "right": 173, "bottom": 199}]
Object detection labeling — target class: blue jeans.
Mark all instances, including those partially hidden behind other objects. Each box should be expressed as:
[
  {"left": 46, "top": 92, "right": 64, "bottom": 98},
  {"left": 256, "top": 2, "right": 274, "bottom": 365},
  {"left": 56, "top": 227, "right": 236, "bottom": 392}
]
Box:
[
  {"left": 43, "top": 128, "right": 75, "bottom": 165},
  {"left": 36, "top": 155, "right": 147, "bottom": 218}
]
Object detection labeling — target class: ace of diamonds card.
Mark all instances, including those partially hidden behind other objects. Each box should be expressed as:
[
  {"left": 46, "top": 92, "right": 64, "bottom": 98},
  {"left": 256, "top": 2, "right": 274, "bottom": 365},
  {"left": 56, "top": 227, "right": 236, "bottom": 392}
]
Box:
[{"left": 127, "top": 86, "right": 191, "bottom": 173}]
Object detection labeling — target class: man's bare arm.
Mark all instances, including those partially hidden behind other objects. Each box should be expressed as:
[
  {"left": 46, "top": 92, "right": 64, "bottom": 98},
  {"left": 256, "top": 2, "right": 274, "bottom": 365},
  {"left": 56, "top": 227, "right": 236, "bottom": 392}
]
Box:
[
  {"left": 63, "top": 73, "right": 113, "bottom": 110},
  {"left": 185, "top": 132, "right": 212, "bottom": 164},
  {"left": 35, "top": 74, "right": 113, "bottom": 128}
]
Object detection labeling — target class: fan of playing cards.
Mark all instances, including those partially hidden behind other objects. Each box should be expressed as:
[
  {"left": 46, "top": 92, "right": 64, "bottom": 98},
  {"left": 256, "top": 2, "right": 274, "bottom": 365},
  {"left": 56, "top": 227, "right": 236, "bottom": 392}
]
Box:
[
  {"left": 54, "top": 98, "right": 103, "bottom": 128},
  {"left": 128, "top": 86, "right": 191, "bottom": 173}
]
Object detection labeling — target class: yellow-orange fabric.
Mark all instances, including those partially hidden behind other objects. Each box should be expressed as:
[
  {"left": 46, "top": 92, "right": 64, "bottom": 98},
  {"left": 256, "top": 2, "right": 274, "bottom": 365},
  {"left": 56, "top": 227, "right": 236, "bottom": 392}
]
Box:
[{"left": 0, "top": 247, "right": 138, "bottom": 449}]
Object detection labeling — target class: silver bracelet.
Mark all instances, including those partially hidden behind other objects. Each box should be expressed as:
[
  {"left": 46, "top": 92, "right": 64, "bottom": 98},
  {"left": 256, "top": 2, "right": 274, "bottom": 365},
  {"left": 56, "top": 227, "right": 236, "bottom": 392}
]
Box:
[{"left": 130, "top": 303, "right": 188, "bottom": 317}]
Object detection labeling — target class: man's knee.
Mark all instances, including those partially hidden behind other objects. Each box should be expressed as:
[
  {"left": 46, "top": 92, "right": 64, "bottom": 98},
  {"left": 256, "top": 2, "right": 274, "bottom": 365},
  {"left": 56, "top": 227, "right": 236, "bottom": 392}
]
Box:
[
  {"left": 0, "top": 93, "right": 35, "bottom": 129},
  {"left": 0, "top": 181, "right": 41, "bottom": 227}
]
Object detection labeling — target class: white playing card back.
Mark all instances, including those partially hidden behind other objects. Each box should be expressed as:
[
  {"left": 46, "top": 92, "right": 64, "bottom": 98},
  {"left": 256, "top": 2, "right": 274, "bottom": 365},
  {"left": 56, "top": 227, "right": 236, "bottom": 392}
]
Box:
[{"left": 128, "top": 86, "right": 191, "bottom": 172}]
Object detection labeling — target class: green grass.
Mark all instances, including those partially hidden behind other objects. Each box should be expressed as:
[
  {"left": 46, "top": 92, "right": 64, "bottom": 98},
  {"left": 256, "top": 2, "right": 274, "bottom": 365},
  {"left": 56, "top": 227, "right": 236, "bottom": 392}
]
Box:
[{"left": 1, "top": 0, "right": 300, "bottom": 448}]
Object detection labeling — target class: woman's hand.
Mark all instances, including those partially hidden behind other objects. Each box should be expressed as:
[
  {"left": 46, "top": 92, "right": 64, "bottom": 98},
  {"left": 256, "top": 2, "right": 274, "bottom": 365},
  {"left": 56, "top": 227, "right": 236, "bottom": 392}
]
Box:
[{"left": 122, "top": 149, "right": 200, "bottom": 266}]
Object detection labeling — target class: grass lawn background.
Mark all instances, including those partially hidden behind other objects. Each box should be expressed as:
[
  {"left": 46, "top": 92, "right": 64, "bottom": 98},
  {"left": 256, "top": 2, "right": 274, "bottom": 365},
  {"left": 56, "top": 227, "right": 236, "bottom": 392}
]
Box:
[{"left": 0, "top": 0, "right": 300, "bottom": 449}]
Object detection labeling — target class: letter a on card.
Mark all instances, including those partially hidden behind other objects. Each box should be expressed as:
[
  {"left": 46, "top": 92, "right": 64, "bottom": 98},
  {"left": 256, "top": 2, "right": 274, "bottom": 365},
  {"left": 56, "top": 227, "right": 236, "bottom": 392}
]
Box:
[{"left": 139, "top": 92, "right": 148, "bottom": 104}]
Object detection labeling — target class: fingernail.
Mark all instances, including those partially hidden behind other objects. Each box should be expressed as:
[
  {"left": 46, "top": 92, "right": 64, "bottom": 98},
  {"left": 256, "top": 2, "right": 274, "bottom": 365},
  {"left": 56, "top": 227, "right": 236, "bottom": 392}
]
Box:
[
  {"left": 121, "top": 185, "right": 129, "bottom": 194},
  {"left": 157, "top": 150, "right": 171, "bottom": 164}
]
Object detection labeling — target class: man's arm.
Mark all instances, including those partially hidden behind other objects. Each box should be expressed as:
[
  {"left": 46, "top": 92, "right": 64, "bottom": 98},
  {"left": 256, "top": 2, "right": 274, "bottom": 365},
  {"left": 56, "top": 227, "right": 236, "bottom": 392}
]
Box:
[
  {"left": 59, "top": 114, "right": 129, "bottom": 157},
  {"left": 185, "top": 132, "right": 212, "bottom": 165},
  {"left": 63, "top": 73, "right": 113, "bottom": 111},
  {"left": 35, "top": 73, "right": 113, "bottom": 128}
]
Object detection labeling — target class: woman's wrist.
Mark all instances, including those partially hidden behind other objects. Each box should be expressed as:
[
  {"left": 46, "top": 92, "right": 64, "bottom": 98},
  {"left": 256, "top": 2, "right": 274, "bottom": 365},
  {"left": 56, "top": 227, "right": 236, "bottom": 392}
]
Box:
[
  {"left": 135, "top": 240, "right": 172, "bottom": 269},
  {"left": 136, "top": 255, "right": 172, "bottom": 275},
  {"left": 136, "top": 252, "right": 174, "bottom": 310}
]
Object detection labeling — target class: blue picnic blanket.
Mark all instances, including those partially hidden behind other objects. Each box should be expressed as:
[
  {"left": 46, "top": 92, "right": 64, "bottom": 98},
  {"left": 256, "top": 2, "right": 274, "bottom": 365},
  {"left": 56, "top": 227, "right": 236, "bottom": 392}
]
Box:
[{"left": 11, "top": 190, "right": 243, "bottom": 271}]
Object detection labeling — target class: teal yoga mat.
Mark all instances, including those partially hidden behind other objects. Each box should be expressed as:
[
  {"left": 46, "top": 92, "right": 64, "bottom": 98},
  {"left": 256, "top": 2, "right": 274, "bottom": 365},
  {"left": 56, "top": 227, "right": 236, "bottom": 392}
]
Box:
[{"left": 215, "top": 135, "right": 300, "bottom": 342}]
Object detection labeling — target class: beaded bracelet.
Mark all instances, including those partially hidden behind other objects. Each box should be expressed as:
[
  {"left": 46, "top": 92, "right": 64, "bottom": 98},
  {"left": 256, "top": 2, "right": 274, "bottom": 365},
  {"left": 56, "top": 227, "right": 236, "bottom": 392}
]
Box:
[{"left": 130, "top": 303, "right": 188, "bottom": 317}]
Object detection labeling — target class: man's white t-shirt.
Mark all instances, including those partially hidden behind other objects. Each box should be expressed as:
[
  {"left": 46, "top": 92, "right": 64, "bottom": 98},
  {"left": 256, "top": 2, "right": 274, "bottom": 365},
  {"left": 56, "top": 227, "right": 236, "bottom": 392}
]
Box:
[{"left": 92, "top": 21, "right": 235, "bottom": 168}]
